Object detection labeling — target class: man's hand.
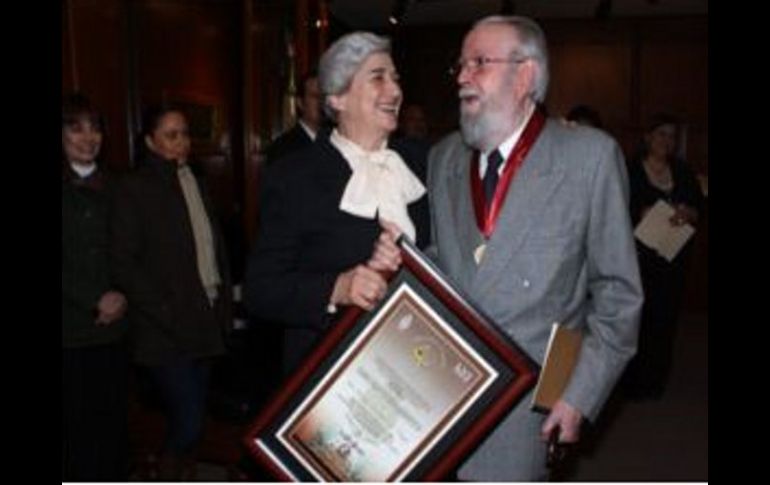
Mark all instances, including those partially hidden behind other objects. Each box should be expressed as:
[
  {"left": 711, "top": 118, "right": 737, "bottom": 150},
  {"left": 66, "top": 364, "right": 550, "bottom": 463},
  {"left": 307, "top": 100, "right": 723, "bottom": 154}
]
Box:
[
  {"left": 541, "top": 399, "right": 583, "bottom": 444},
  {"left": 331, "top": 265, "right": 388, "bottom": 311}
]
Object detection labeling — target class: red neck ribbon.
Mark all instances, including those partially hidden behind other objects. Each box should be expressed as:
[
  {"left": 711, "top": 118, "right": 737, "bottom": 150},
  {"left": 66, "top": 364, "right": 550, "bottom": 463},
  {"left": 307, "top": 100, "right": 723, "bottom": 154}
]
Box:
[{"left": 471, "top": 109, "right": 546, "bottom": 239}]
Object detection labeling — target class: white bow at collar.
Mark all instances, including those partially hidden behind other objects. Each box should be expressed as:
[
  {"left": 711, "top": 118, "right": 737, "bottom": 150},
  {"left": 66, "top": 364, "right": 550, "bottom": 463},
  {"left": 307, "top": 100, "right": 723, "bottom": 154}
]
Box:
[{"left": 330, "top": 129, "right": 426, "bottom": 241}]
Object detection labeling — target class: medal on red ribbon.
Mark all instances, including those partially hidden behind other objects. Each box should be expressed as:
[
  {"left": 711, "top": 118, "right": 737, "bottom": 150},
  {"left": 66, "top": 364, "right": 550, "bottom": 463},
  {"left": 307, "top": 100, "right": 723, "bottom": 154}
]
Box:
[{"left": 470, "top": 109, "right": 546, "bottom": 263}]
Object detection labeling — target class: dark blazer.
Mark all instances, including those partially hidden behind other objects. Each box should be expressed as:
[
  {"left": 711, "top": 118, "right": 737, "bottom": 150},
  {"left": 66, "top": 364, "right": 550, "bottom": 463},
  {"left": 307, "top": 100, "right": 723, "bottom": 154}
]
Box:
[
  {"left": 244, "top": 135, "right": 429, "bottom": 374},
  {"left": 62, "top": 166, "right": 126, "bottom": 348},
  {"left": 264, "top": 124, "right": 314, "bottom": 167},
  {"left": 111, "top": 155, "right": 232, "bottom": 366},
  {"left": 627, "top": 156, "right": 703, "bottom": 314}
]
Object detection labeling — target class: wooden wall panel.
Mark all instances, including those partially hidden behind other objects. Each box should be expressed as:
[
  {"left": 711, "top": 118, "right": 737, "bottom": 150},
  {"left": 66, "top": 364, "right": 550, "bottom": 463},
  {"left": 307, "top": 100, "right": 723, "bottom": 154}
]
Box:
[
  {"left": 134, "top": 2, "right": 237, "bottom": 110},
  {"left": 639, "top": 42, "right": 708, "bottom": 170},
  {"left": 547, "top": 43, "right": 633, "bottom": 138},
  {"left": 243, "top": 0, "right": 288, "bottom": 246},
  {"left": 63, "top": 0, "right": 131, "bottom": 170}
]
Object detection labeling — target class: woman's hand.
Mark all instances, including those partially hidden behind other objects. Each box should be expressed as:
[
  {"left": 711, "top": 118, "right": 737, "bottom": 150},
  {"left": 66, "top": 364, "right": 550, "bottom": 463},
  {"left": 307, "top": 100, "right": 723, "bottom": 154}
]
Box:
[
  {"left": 330, "top": 219, "right": 403, "bottom": 312},
  {"left": 670, "top": 204, "right": 698, "bottom": 226},
  {"left": 331, "top": 265, "right": 388, "bottom": 311},
  {"left": 95, "top": 291, "right": 127, "bottom": 325},
  {"left": 368, "top": 219, "right": 403, "bottom": 272}
]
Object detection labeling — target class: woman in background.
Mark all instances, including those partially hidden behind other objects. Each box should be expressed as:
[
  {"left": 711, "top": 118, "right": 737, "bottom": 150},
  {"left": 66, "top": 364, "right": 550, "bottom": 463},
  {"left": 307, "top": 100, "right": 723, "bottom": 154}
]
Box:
[
  {"left": 112, "top": 104, "right": 232, "bottom": 479},
  {"left": 622, "top": 112, "right": 704, "bottom": 399},
  {"left": 62, "top": 93, "right": 129, "bottom": 480}
]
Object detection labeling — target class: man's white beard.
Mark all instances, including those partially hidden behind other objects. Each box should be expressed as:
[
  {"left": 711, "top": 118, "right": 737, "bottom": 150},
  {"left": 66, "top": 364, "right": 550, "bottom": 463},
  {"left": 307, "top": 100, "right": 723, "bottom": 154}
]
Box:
[{"left": 459, "top": 103, "right": 510, "bottom": 152}]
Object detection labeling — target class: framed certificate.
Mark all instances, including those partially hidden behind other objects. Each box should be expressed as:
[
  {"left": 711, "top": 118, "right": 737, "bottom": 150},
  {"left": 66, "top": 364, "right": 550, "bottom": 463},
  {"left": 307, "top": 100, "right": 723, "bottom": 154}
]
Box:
[{"left": 243, "top": 237, "right": 539, "bottom": 481}]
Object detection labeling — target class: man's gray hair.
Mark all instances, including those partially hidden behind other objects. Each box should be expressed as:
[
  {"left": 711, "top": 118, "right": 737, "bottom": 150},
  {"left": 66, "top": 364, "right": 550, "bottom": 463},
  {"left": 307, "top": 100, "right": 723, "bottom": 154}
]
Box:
[
  {"left": 318, "top": 31, "right": 391, "bottom": 121},
  {"left": 474, "top": 16, "right": 550, "bottom": 102}
]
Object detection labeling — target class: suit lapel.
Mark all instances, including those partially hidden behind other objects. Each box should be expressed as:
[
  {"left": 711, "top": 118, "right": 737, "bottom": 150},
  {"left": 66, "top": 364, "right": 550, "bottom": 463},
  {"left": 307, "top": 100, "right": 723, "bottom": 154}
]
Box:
[
  {"left": 471, "top": 122, "right": 566, "bottom": 296},
  {"left": 433, "top": 138, "right": 476, "bottom": 292},
  {"left": 316, "top": 137, "right": 353, "bottom": 194},
  {"left": 450, "top": 146, "right": 482, "bottom": 290}
]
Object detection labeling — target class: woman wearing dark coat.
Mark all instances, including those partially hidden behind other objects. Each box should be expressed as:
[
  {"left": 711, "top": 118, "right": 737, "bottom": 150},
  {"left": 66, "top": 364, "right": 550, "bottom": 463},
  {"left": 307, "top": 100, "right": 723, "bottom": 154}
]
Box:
[
  {"left": 622, "top": 113, "right": 704, "bottom": 399},
  {"left": 111, "top": 105, "right": 232, "bottom": 479},
  {"left": 244, "top": 32, "right": 429, "bottom": 379},
  {"left": 62, "top": 94, "right": 129, "bottom": 480}
]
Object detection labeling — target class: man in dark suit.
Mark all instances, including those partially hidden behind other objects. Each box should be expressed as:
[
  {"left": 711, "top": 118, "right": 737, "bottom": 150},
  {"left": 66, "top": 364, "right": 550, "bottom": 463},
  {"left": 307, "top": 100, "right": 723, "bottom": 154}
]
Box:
[
  {"left": 252, "top": 71, "right": 324, "bottom": 391},
  {"left": 264, "top": 71, "right": 323, "bottom": 166}
]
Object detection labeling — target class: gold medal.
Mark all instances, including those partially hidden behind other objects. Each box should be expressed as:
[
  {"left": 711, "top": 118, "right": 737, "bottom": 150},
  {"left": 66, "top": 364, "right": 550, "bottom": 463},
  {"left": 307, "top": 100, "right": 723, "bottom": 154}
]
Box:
[{"left": 473, "top": 243, "right": 486, "bottom": 265}]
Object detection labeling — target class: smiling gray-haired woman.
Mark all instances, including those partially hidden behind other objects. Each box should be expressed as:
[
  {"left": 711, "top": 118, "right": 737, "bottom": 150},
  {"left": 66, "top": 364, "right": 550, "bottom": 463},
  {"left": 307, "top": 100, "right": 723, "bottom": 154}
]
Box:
[
  {"left": 318, "top": 31, "right": 390, "bottom": 120},
  {"left": 244, "top": 31, "right": 430, "bottom": 379}
]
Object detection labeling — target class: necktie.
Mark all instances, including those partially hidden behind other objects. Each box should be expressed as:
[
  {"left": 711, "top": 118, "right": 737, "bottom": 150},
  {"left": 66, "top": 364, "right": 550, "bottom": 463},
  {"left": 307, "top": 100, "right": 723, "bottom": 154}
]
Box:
[{"left": 483, "top": 149, "right": 503, "bottom": 207}]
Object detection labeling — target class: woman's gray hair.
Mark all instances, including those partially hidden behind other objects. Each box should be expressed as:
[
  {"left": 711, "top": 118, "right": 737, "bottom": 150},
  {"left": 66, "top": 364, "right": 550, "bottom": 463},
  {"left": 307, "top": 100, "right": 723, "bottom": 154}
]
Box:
[
  {"left": 474, "top": 16, "right": 550, "bottom": 103},
  {"left": 318, "top": 31, "right": 391, "bottom": 121}
]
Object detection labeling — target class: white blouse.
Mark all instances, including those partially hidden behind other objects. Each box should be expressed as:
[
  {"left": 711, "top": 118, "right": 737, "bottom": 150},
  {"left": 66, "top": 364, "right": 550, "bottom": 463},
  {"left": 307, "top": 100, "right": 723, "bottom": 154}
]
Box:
[{"left": 330, "top": 129, "right": 425, "bottom": 242}]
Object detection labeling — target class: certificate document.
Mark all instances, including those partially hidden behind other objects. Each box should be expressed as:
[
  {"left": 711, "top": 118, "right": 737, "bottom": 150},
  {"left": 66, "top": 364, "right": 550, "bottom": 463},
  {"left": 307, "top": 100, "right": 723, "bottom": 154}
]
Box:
[
  {"left": 634, "top": 199, "right": 695, "bottom": 262},
  {"left": 276, "top": 284, "right": 498, "bottom": 481}
]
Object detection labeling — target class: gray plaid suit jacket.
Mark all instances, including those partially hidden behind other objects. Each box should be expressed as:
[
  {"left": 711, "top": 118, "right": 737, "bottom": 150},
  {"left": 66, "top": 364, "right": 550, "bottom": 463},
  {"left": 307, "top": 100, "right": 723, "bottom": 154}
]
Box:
[{"left": 427, "top": 120, "right": 643, "bottom": 480}]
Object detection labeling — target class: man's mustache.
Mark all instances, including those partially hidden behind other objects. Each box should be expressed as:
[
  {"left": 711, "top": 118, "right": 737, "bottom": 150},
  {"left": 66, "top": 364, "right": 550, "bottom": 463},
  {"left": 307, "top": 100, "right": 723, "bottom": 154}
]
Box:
[{"left": 459, "top": 87, "right": 481, "bottom": 100}]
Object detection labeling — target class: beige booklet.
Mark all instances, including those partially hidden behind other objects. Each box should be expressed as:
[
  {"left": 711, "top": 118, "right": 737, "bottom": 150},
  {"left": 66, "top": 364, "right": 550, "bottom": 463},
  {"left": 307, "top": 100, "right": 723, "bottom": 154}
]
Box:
[
  {"left": 531, "top": 323, "right": 582, "bottom": 413},
  {"left": 633, "top": 199, "right": 695, "bottom": 262}
]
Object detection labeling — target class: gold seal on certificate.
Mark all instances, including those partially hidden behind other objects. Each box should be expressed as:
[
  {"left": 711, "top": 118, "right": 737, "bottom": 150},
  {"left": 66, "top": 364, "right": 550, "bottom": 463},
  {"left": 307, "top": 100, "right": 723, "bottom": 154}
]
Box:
[{"left": 473, "top": 243, "right": 486, "bottom": 265}]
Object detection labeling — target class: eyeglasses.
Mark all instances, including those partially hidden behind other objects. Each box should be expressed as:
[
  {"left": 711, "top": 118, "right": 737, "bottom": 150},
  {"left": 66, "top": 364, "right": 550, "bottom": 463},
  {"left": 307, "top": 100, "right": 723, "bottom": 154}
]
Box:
[{"left": 449, "top": 56, "right": 529, "bottom": 77}]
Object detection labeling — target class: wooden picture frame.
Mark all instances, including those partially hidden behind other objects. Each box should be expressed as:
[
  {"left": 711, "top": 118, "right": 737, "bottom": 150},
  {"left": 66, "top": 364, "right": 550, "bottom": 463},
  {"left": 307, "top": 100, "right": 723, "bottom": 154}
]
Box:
[{"left": 244, "top": 237, "right": 539, "bottom": 481}]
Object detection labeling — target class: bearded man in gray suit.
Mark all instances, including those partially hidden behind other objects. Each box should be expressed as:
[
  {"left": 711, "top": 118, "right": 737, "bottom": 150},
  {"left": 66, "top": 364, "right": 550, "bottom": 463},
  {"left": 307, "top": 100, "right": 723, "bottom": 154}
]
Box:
[{"left": 371, "top": 15, "right": 643, "bottom": 481}]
